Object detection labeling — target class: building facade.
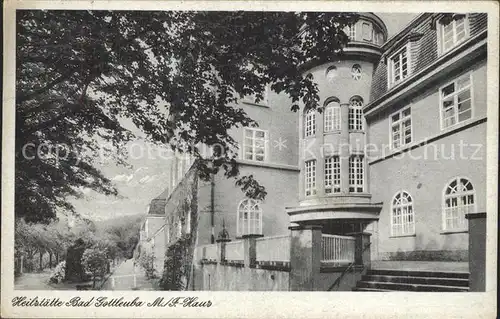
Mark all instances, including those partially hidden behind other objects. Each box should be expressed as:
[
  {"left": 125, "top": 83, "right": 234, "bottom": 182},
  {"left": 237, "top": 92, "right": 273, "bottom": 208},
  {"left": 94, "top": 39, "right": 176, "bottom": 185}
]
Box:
[{"left": 138, "top": 12, "right": 488, "bottom": 277}]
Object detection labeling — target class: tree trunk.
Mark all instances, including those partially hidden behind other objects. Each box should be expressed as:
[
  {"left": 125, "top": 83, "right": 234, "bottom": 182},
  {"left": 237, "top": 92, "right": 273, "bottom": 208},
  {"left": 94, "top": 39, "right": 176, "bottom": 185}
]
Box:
[
  {"left": 20, "top": 255, "right": 24, "bottom": 274},
  {"left": 55, "top": 252, "right": 59, "bottom": 264},
  {"left": 39, "top": 251, "right": 43, "bottom": 271},
  {"left": 49, "top": 252, "right": 53, "bottom": 268}
]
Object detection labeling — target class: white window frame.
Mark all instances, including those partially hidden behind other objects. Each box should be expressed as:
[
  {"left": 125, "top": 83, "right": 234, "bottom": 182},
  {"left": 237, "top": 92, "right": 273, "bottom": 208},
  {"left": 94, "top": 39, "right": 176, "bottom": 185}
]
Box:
[
  {"left": 439, "top": 73, "right": 474, "bottom": 130},
  {"left": 349, "top": 155, "right": 364, "bottom": 193},
  {"left": 348, "top": 97, "right": 363, "bottom": 131},
  {"left": 387, "top": 43, "right": 411, "bottom": 88},
  {"left": 437, "top": 15, "right": 469, "bottom": 55},
  {"left": 237, "top": 199, "right": 263, "bottom": 237},
  {"left": 324, "top": 156, "right": 341, "bottom": 194},
  {"left": 344, "top": 23, "right": 356, "bottom": 41},
  {"left": 304, "top": 109, "right": 316, "bottom": 137},
  {"left": 324, "top": 100, "right": 341, "bottom": 132},
  {"left": 442, "top": 177, "right": 475, "bottom": 232},
  {"left": 389, "top": 106, "right": 413, "bottom": 149},
  {"left": 242, "top": 128, "right": 269, "bottom": 162},
  {"left": 305, "top": 159, "right": 317, "bottom": 196},
  {"left": 391, "top": 191, "right": 415, "bottom": 237}
]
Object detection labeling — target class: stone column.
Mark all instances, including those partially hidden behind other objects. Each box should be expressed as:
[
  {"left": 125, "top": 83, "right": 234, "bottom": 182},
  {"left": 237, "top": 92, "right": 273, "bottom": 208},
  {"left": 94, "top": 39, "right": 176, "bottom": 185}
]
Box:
[
  {"left": 242, "top": 234, "right": 263, "bottom": 268},
  {"left": 216, "top": 238, "right": 231, "bottom": 263},
  {"left": 316, "top": 111, "right": 325, "bottom": 197},
  {"left": 466, "top": 212, "right": 486, "bottom": 292},
  {"left": 346, "top": 232, "right": 372, "bottom": 268},
  {"left": 289, "top": 225, "right": 323, "bottom": 291},
  {"left": 340, "top": 103, "right": 350, "bottom": 193}
]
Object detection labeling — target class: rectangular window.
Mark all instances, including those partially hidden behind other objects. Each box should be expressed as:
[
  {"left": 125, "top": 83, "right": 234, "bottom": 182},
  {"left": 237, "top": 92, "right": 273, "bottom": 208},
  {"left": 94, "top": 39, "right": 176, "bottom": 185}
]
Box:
[
  {"left": 440, "top": 73, "right": 472, "bottom": 129},
  {"left": 325, "top": 156, "right": 341, "bottom": 194},
  {"left": 348, "top": 106, "right": 363, "bottom": 131},
  {"left": 388, "top": 46, "right": 410, "bottom": 87},
  {"left": 362, "top": 22, "right": 372, "bottom": 42},
  {"left": 349, "top": 155, "right": 364, "bottom": 193},
  {"left": 391, "top": 107, "right": 412, "bottom": 149},
  {"left": 305, "top": 160, "right": 316, "bottom": 196},
  {"left": 439, "top": 15, "right": 468, "bottom": 54},
  {"left": 243, "top": 128, "right": 268, "bottom": 162},
  {"left": 305, "top": 110, "right": 316, "bottom": 137},
  {"left": 344, "top": 24, "right": 356, "bottom": 40},
  {"left": 324, "top": 104, "right": 341, "bottom": 132}
]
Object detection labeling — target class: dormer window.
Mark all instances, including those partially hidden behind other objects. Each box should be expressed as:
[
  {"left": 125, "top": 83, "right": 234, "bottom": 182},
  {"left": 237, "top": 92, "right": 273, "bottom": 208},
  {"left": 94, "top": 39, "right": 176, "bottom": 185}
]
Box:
[
  {"left": 388, "top": 44, "right": 411, "bottom": 88},
  {"left": 438, "top": 15, "right": 469, "bottom": 54}
]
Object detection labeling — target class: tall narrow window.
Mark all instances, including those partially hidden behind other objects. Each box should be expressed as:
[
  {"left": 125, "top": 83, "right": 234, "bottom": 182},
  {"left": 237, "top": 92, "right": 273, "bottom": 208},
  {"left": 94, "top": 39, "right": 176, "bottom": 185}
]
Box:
[
  {"left": 439, "top": 15, "right": 468, "bottom": 53},
  {"left": 344, "top": 24, "right": 356, "bottom": 40},
  {"left": 362, "top": 22, "right": 372, "bottom": 42},
  {"left": 349, "top": 155, "right": 364, "bottom": 193},
  {"left": 305, "top": 109, "right": 316, "bottom": 137},
  {"left": 325, "top": 156, "right": 341, "bottom": 194},
  {"left": 349, "top": 97, "right": 363, "bottom": 131},
  {"left": 391, "top": 191, "right": 415, "bottom": 236},
  {"left": 388, "top": 46, "right": 410, "bottom": 87},
  {"left": 243, "top": 128, "right": 268, "bottom": 162},
  {"left": 440, "top": 73, "right": 472, "bottom": 129},
  {"left": 391, "top": 107, "right": 412, "bottom": 148},
  {"left": 324, "top": 100, "right": 341, "bottom": 132},
  {"left": 305, "top": 159, "right": 317, "bottom": 196},
  {"left": 237, "top": 199, "right": 263, "bottom": 237},
  {"left": 443, "top": 177, "right": 475, "bottom": 231}
]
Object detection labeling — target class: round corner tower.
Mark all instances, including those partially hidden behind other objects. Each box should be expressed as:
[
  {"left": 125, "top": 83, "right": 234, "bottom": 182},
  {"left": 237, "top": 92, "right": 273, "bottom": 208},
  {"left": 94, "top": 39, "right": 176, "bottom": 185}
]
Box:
[{"left": 291, "top": 13, "right": 387, "bottom": 234}]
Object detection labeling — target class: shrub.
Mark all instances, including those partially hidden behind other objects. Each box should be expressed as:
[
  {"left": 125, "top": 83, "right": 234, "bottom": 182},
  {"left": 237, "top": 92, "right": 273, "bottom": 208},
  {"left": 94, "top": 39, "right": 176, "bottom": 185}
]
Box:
[
  {"left": 82, "top": 248, "right": 109, "bottom": 288},
  {"left": 137, "top": 250, "right": 157, "bottom": 279},
  {"left": 49, "top": 261, "right": 66, "bottom": 284},
  {"left": 159, "top": 234, "right": 191, "bottom": 290}
]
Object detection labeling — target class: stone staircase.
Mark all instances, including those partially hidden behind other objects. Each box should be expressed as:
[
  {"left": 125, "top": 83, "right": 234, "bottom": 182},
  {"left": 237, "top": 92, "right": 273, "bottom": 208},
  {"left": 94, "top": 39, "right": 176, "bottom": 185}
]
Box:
[{"left": 353, "top": 269, "right": 469, "bottom": 292}]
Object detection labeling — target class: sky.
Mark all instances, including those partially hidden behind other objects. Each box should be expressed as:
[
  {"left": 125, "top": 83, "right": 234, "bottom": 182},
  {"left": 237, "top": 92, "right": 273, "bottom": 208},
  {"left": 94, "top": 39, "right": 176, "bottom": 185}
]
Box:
[{"left": 69, "top": 12, "right": 420, "bottom": 222}]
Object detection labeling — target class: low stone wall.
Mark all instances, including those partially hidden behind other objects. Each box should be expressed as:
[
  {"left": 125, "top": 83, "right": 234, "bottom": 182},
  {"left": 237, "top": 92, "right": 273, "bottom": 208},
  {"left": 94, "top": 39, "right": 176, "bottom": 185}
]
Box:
[{"left": 198, "top": 262, "right": 289, "bottom": 291}]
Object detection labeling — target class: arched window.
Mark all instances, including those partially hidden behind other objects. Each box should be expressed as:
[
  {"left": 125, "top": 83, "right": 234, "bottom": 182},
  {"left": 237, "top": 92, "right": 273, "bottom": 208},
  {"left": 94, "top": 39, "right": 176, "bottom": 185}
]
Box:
[
  {"left": 304, "top": 109, "right": 316, "bottom": 137},
  {"left": 351, "top": 64, "right": 362, "bottom": 80},
  {"left": 325, "top": 66, "right": 337, "bottom": 83},
  {"left": 391, "top": 191, "right": 415, "bottom": 236},
  {"left": 324, "top": 99, "right": 341, "bottom": 132},
  {"left": 237, "top": 199, "right": 263, "bottom": 237},
  {"left": 443, "top": 177, "right": 475, "bottom": 231},
  {"left": 349, "top": 96, "right": 363, "bottom": 131}
]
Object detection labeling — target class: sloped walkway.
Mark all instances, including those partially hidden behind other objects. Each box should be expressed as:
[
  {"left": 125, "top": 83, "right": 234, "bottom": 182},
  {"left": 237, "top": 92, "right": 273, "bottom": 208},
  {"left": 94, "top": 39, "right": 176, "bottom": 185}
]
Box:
[
  {"left": 371, "top": 260, "right": 469, "bottom": 272},
  {"left": 100, "top": 259, "right": 157, "bottom": 290}
]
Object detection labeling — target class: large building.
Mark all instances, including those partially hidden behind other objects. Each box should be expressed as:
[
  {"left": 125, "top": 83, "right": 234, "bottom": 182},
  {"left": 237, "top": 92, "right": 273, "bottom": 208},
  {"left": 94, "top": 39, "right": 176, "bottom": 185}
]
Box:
[{"left": 137, "top": 12, "right": 487, "bottom": 277}]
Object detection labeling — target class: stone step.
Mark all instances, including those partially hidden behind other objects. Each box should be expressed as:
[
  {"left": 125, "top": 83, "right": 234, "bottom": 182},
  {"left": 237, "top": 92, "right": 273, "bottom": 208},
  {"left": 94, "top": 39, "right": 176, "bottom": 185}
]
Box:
[
  {"left": 368, "top": 269, "right": 469, "bottom": 279},
  {"left": 356, "top": 280, "right": 469, "bottom": 292},
  {"left": 352, "top": 287, "right": 394, "bottom": 292},
  {"left": 362, "top": 275, "right": 469, "bottom": 287}
]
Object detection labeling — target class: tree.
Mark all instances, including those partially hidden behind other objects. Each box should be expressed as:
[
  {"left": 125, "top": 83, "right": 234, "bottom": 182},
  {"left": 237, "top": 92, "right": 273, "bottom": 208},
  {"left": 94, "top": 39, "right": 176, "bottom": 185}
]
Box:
[
  {"left": 16, "top": 10, "right": 359, "bottom": 223},
  {"left": 82, "top": 247, "right": 109, "bottom": 288}
]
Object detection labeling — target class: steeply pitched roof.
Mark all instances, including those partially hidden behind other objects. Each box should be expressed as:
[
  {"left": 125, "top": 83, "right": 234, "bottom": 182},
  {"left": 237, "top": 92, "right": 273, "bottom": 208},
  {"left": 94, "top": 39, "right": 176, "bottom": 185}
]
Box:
[{"left": 147, "top": 187, "right": 170, "bottom": 215}]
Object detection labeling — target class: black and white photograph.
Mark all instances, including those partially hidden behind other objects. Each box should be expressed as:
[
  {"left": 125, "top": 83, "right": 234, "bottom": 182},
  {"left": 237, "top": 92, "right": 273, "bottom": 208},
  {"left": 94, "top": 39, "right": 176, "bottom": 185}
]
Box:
[{"left": 2, "top": 1, "right": 498, "bottom": 318}]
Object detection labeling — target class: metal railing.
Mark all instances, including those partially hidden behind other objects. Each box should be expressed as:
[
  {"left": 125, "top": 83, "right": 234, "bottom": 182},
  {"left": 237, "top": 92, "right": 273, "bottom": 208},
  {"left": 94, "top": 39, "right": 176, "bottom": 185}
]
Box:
[
  {"left": 321, "top": 234, "right": 355, "bottom": 263},
  {"left": 255, "top": 235, "right": 291, "bottom": 262},
  {"left": 327, "top": 242, "right": 372, "bottom": 291}
]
